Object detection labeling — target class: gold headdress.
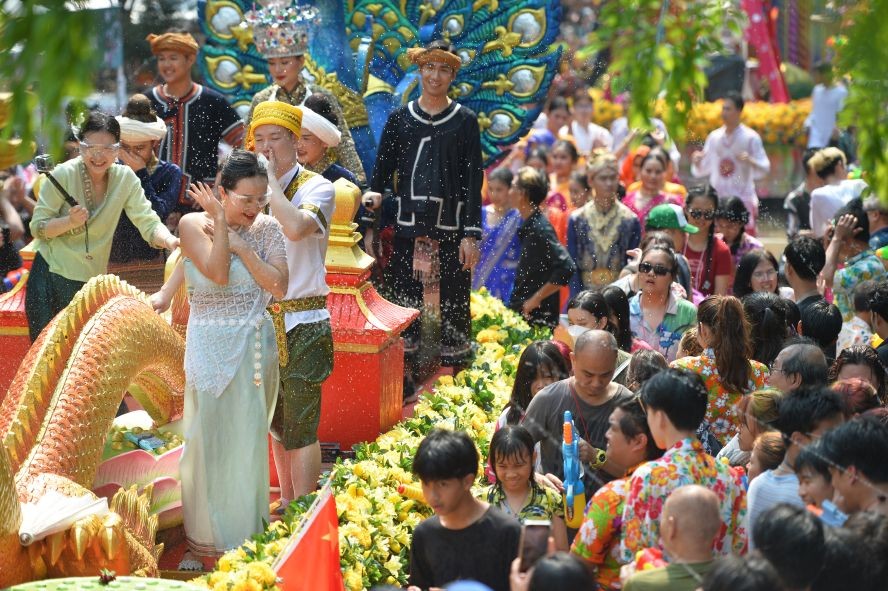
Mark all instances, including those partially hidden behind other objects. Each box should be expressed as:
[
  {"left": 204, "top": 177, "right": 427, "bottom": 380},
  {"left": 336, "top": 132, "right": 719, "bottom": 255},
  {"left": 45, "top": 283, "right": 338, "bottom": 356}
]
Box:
[{"left": 246, "top": 101, "right": 303, "bottom": 150}]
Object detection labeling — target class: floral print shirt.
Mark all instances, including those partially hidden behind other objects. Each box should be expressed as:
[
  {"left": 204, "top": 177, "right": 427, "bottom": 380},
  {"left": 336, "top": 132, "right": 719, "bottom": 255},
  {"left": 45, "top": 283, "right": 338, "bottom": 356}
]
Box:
[
  {"left": 834, "top": 250, "right": 887, "bottom": 321},
  {"left": 629, "top": 292, "right": 698, "bottom": 362},
  {"left": 671, "top": 350, "right": 768, "bottom": 443},
  {"left": 619, "top": 438, "right": 747, "bottom": 563},
  {"left": 571, "top": 477, "right": 631, "bottom": 590},
  {"left": 482, "top": 480, "right": 564, "bottom": 523}
]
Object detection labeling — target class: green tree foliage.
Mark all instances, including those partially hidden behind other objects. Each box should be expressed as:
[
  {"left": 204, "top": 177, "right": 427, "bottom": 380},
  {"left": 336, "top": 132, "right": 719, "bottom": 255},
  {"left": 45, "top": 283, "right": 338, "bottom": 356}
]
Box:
[
  {"left": 0, "top": 2, "right": 97, "bottom": 155},
  {"left": 586, "top": 0, "right": 744, "bottom": 142},
  {"left": 835, "top": 0, "right": 888, "bottom": 196}
]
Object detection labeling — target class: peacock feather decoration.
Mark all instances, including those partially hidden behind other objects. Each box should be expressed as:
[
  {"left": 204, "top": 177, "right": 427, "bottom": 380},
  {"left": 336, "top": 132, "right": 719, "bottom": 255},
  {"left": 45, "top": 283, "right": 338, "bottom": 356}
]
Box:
[{"left": 198, "top": 0, "right": 562, "bottom": 171}]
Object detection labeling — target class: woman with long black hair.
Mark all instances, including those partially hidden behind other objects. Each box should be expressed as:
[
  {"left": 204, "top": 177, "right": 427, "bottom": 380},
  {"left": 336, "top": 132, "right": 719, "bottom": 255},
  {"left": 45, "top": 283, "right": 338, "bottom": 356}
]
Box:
[{"left": 682, "top": 185, "right": 733, "bottom": 298}]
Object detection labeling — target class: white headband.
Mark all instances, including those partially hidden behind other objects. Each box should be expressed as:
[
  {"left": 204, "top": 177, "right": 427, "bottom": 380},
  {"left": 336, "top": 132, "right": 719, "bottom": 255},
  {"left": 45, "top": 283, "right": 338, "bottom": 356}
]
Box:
[
  {"left": 299, "top": 106, "right": 341, "bottom": 147},
  {"left": 115, "top": 115, "right": 167, "bottom": 142}
]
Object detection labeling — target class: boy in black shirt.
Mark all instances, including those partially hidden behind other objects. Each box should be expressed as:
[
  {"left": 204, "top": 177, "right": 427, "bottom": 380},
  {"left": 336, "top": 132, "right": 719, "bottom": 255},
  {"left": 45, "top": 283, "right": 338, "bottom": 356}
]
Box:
[
  {"left": 508, "top": 167, "right": 576, "bottom": 328},
  {"left": 408, "top": 429, "right": 520, "bottom": 591}
]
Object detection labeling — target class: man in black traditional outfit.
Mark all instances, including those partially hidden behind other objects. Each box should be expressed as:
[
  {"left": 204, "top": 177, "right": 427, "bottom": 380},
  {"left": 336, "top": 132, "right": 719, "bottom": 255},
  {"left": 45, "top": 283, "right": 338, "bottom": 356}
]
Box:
[{"left": 363, "top": 40, "right": 483, "bottom": 372}]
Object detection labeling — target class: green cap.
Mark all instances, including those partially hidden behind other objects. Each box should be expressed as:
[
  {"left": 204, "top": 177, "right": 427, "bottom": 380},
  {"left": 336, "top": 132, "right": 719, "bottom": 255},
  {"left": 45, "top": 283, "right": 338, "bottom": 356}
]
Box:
[{"left": 646, "top": 204, "right": 699, "bottom": 234}]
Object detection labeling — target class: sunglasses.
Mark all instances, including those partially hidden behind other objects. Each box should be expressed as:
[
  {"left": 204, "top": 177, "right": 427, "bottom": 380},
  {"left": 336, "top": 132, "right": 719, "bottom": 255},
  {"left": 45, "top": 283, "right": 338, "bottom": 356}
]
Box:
[
  {"left": 639, "top": 261, "right": 672, "bottom": 276},
  {"left": 687, "top": 209, "right": 715, "bottom": 220}
]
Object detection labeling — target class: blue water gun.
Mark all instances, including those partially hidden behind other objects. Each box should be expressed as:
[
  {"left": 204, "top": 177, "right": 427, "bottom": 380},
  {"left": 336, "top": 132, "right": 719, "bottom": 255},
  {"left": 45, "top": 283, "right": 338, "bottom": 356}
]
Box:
[{"left": 562, "top": 410, "right": 586, "bottom": 529}]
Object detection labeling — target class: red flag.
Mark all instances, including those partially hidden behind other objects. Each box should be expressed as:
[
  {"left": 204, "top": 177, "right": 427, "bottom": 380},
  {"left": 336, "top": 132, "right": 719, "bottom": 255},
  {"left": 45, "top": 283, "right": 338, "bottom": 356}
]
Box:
[
  {"left": 742, "top": 0, "right": 790, "bottom": 103},
  {"left": 274, "top": 484, "right": 345, "bottom": 591}
]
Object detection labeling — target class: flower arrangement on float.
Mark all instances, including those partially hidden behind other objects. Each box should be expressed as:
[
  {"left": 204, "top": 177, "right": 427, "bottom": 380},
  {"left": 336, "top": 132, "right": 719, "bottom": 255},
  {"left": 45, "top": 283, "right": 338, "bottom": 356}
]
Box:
[
  {"left": 589, "top": 90, "right": 812, "bottom": 147},
  {"left": 195, "top": 289, "right": 546, "bottom": 591}
]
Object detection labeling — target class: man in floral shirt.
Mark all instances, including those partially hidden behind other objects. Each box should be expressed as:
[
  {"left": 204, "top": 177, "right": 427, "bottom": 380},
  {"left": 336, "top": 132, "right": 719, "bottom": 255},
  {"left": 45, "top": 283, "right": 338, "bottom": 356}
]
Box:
[
  {"left": 572, "top": 398, "right": 663, "bottom": 589},
  {"left": 619, "top": 369, "right": 747, "bottom": 563}
]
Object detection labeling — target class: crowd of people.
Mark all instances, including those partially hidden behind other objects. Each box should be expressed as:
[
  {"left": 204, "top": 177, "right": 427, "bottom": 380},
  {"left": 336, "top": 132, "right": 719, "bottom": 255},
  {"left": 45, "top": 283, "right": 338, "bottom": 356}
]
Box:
[{"left": 1, "top": 6, "right": 885, "bottom": 590}]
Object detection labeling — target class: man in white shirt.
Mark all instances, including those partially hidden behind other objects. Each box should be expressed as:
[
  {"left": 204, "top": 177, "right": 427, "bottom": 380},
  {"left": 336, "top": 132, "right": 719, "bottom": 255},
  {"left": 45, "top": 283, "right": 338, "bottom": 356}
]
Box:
[
  {"left": 248, "top": 101, "right": 336, "bottom": 504},
  {"left": 691, "top": 91, "right": 770, "bottom": 232},
  {"left": 805, "top": 62, "right": 848, "bottom": 149},
  {"left": 564, "top": 87, "right": 613, "bottom": 155}
]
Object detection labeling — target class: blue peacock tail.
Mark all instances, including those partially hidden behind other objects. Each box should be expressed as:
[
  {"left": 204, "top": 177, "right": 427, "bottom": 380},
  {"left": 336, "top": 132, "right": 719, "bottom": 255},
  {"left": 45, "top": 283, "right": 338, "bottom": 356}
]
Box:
[{"left": 198, "top": 0, "right": 562, "bottom": 170}]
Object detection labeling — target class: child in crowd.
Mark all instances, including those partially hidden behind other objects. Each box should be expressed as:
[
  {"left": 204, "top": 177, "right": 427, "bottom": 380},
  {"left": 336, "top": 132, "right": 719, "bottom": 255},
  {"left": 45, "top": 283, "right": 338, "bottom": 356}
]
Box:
[
  {"left": 794, "top": 441, "right": 835, "bottom": 509},
  {"left": 482, "top": 425, "right": 568, "bottom": 550},
  {"left": 746, "top": 432, "right": 785, "bottom": 482},
  {"left": 676, "top": 326, "right": 703, "bottom": 360},
  {"left": 473, "top": 166, "right": 521, "bottom": 302},
  {"left": 408, "top": 429, "right": 520, "bottom": 591}
]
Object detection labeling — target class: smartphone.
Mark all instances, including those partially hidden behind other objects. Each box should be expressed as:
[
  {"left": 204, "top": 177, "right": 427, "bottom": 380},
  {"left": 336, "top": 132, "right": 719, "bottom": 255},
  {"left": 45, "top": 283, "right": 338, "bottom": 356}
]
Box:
[{"left": 518, "top": 519, "right": 551, "bottom": 573}]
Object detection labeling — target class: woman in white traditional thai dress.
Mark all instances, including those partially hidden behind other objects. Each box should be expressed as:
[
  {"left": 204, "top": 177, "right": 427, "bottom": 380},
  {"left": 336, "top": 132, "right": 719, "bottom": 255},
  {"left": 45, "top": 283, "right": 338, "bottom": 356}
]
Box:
[{"left": 175, "top": 150, "right": 288, "bottom": 568}]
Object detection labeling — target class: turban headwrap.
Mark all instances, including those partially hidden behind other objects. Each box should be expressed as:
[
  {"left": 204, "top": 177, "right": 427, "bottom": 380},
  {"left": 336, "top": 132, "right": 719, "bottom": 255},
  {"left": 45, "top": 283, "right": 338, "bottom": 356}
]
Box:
[
  {"left": 147, "top": 32, "right": 199, "bottom": 56},
  {"left": 299, "top": 107, "right": 341, "bottom": 147},
  {"left": 406, "top": 47, "right": 462, "bottom": 72},
  {"left": 115, "top": 115, "right": 167, "bottom": 143},
  {"left": 246, "top": 101, "right": 302, "bottom": 150}
]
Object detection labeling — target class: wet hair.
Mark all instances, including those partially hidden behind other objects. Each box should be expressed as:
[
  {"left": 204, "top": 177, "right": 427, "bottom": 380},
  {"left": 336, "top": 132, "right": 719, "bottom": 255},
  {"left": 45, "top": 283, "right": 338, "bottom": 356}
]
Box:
[
  {"left": 122, "top": 94, "right": 158, "bottom": 123},
  {"left": 551, "top": 139, "right": 579, "bottom": 163},
  {"left": 779, "top": 342, "right": 829, "bottom": 387},
  {"left": 567, "top": 290, "right": 610, "bottom": 323},
  {"left": 784, "top": 236, "right": 826, "bottom": 282},
  {"left": 810, "top": 146, "right": 847, "bottom": 179},
  {"left": 800, "top": 299, "right": 842, "bottom": 354},
  {"left": 601, "top": 286, "right": 632, "bottom": 351},
  {"left": 794, "top": 439, "right": 832, "bottom": 481},
  {"left": 723, "top": 90, "right": 745, "bottom": 111},
  {"left": 753, "top": 503, "right": 826, "bottom": 589},
  {"left": 832, "top": 378, "right": 881, "bottom": 415},
  {"left": 828, "top": 345, "right": 886, "bottom": 403},
  {"left": 488, "top": 425, "right": 535, "bottom": 483},
  {"left": 738, "top": 388, "right": 783, "bottom": 434},
  {"left": 487, "top": 166, "right": 513, "bottom": 187},
  {"left": 715, "top": 196, "right": 750, "bottom": 254},
  {"left": 697, "top": 295, "right": 754, "bottom": 393},
  {"left": 77, "top": 110, "right": 121, "bottom": 142},
  {"left": 702, "top": 553, "right": 782, "bottom": 591},
  {"left": 686, "top": 185, "right": 719, "bottom": 290},
  {"left": 504, "top": 341, "right": 570, "bottom": 425},
  {"left": 412, "top": 429, "right": 479, "bottom": 481},
  {"left": 852, "top": 279, "right": 877, "bottom": 313},
  {"left": 751, "top": 431, "right": 786, "bottom": 472},
  {"left": 303, "top": 93, "right": 340, "bottom": 126},
  {"left": 677, "top": 327, "right": 703, "bottom": 358},
  {"left": 742, "top": 292, "right": 791, "bottom": 367},
  {"left": 219, "top": 149, "right": 268, "bottom": 191},
  {"left": 639, "top": 368, "right": 708, "bottom": 431},
  {"left": 869, "top": 281, "right": 888, "bottom": 323},
  {"left": 834, "top": 197, "right": 871, "bottom": 243},
  {"left": 775, "top": 385, "right": 845, "bottom": 444},
  {"left": 733, "top": 249, "right": 780, "bottom": 299},
  {"left": 514, "top": 166, "right": 549, "bottom": 206},
  {"left": 626, "top": 349, "right": 668, "bottom": 393},
  {"left": 820, "top": 416, "right": 888, "bottom": 484},
  {"left": 528, "top": 552, "right": 592, "bottom": 591},
  {"left": 617, "top": 396, "right": 664, "bottom": 462}
]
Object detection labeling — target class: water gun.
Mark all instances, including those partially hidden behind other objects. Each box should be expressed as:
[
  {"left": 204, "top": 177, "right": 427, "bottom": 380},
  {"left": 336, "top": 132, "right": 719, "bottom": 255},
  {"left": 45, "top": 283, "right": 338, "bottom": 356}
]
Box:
[
  {"left": 562, "top": 410, "right": 586, "bottom": 529},
  {"left": 808, "top": 500, "right": 848, "bottom": 527},
  {"left": 635, "top": 548, "right": 667, "bottom": 571},
  {"left": 397, "top": 483, "right": 427, "bottom": 505}
]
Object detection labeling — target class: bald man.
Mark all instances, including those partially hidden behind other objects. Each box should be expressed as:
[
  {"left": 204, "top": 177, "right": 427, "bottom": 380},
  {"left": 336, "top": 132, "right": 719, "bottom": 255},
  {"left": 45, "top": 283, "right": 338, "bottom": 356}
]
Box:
[
  {"left": 522, "top": 330, "right": 634, "bottom": 491},
  {"left": 623, "top": 485, "right": 721, "bottom": 590}
]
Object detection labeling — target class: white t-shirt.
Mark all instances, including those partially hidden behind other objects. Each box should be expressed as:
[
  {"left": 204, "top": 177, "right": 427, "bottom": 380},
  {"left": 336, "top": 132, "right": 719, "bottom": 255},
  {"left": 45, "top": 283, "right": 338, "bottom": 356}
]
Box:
[
  {"left": 563, "top": 121, "right": 613, "bottom": 153},
  {"left": 278, "top": 163, "right": 336, "bottom": 331},
  {"left": 809, "top": 179, "right": 868, "bottom": 237},
  {"left": 805, "top": 83, "right": 848, "bottom": 148}
]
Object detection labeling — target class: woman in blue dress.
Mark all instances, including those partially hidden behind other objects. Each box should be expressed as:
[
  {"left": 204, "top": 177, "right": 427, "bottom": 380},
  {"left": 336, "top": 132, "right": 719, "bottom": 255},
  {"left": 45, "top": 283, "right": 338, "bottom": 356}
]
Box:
[{"left": 473, "top": 167, "right": 521, "bottom": 302}]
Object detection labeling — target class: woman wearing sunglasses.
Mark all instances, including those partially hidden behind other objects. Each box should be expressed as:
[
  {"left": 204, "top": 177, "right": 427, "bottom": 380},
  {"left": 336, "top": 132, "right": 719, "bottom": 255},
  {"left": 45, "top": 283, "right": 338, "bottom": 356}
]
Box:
[
  {"left": 715, "top": 196, "right": 763, "bottom": 269},
  {"left": 25, "top": 111, "right": 179, "bottom": 340},
  {"left": 628, "top": 245, "right": 697, "bottom": 362},
  {"left": 682, "top": 186, "right": 733, "bottom": 298}
]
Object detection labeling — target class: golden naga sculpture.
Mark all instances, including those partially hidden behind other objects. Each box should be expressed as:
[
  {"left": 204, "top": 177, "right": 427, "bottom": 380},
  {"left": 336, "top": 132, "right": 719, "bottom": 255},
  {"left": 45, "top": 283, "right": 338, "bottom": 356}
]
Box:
[{"left": 0, "top": 274, "right": 185, "bottom": 586}]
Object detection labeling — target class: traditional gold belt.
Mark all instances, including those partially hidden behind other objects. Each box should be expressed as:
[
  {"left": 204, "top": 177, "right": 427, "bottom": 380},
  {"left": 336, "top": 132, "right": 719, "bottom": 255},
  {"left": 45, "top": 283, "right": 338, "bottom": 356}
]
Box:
[{"left": 268, "top": 295, "right": 328, "bottom": 366}]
